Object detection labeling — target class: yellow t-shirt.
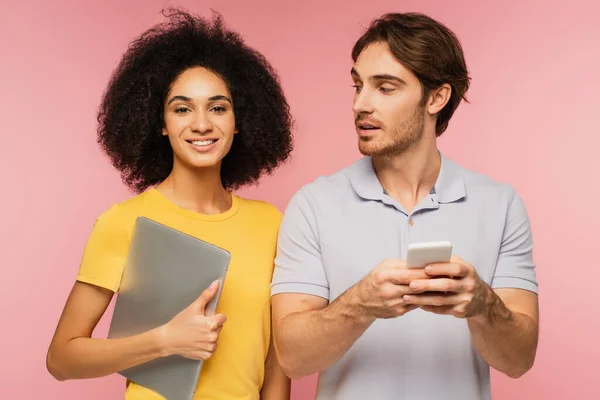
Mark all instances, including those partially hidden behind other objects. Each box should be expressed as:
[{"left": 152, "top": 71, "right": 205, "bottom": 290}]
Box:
[{"left": 76, "top": 188, "right": 282, "bottom": 400}]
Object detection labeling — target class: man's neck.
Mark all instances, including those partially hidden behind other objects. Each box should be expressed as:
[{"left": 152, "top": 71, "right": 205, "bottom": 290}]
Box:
[
  {"left": 372, "top": 138, "right": 441, "bottom": 213},
  {"left": 156, "top": 159, "right": 232, "bottom": 215}
]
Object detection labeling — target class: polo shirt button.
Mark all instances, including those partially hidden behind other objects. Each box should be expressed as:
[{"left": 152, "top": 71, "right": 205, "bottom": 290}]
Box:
[{"left": 408, "top": 218, "right": 414, "bottom": 227}]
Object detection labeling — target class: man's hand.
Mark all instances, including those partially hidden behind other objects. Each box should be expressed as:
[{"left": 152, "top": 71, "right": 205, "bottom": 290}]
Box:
[
  {"left": 354, "top": 258, "right": 431, "bottom": 319},
  {"left": 402, "top": 256, "right": 490, "bottom": 318}
]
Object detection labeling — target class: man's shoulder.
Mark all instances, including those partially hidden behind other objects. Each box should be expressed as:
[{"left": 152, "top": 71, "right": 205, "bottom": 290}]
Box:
[
  {"left": 291, "top": 161, "right": 359, "bottom": 203},
  {"left": 450, "top": 157, "right": 517, "bottom": 202}
]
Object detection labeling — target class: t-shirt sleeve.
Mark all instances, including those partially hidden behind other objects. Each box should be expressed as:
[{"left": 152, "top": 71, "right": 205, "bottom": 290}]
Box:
[
  {"left": 491, "top": 189, "right": 538, "bottom": 293},
  {"left": 76, "top": 205, "right": 133, "bottom": 293},
  {"left": 271, "top": 188, "right": 329, "bottom": 300}
]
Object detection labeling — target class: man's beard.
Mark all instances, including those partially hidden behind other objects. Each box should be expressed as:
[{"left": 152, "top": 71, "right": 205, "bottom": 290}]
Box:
[{"left": 358, "top": 105, "right": 425, "bottom": 157}]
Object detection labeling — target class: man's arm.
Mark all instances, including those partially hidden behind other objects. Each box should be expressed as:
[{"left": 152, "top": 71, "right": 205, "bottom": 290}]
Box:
[
  {"left": 468, "top": 287, "right": 538, "bottom": 378},
  {"left": 271, "top": 288, "right": 371, "bottom": 380},
  {"left": 406, "top": 188, "right": 539, "bottom": 377},
  {"left": 404, "top": 257, "right": 539, "bottom": 378},
  {"left": 271, "top": 189, "right": 427, "bottom": 379},
  {"left": 272, "top": 260, "right": 427, "bottom": 379},
  {"left": 468, "top": 189, "right": 539, "bottom": 377}
]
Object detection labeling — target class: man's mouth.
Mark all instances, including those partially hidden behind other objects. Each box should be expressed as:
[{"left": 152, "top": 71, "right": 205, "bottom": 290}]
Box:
[{"left": 356, "top": 121, "right": 382, "bottom": 133}]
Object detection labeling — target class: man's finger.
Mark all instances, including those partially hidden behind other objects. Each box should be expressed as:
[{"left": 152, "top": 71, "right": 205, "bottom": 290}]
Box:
[
  {"left": 409, "top": 278, "right": 461, "bottom": 293},
  {"left": 403, "top": 293, "right": 464, "bottom": 306},
  {"left": 420, "top": 305, "right": 455, "bottom": 315},
  {"left": 424, "top": 262, "right": 468, "bottom": 278},
  {"left": 387, "top": 268, "right": 429, "bottom": 285}
]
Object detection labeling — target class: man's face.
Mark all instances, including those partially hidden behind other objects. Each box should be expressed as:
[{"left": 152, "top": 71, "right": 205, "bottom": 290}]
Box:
[{"left": 351, "top": 41, "right": 426, "bottom": 157}]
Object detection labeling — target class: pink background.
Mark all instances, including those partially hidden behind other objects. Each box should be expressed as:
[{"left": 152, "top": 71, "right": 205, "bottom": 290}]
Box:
[{"left": 1, "top": 0, "right": 598, "bottom": 398}]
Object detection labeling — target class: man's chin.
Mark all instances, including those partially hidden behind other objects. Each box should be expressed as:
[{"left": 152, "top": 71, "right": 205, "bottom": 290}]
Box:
[
  {"left": 358, "top": 147, "right": 373, "bottom": 156},
  {"left": 358, "top": 140, "right": 387, "bottom": 156},
  {"left": 358, "top": 137, "right": 419, "bottom": 158}
]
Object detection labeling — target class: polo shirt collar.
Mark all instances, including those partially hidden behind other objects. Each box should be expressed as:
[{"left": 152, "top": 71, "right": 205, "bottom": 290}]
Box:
[{"left": 348, "top": 152, "right": 466, "bottom": 204}]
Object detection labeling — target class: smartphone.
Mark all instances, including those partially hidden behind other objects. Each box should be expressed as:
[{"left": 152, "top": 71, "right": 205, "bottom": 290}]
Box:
[{"left": 406, "top": 241, "right": 453, "bottom": 269}]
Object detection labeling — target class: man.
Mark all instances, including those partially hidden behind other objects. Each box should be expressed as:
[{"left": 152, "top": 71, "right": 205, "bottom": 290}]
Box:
[{"left": 270, "top": 12, "right": 539, "bottom": 400}]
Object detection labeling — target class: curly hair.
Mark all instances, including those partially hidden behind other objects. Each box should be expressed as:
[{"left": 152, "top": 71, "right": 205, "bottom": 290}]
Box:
[{"left": 97, "top": 8, "right": 293, "bottom": 192}]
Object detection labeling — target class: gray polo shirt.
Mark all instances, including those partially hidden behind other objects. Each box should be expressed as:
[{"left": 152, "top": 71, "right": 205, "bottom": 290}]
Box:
[{"left": 271, "top": 154, "right": 537, "bottom": 400}]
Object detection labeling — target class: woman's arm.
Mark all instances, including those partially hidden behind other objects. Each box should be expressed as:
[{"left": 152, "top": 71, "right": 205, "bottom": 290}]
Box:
[
  {"left": 47, "top": 280, "right": 225, "bottom": 380},
  {"left": 260, "top": 318, "right": 291, "bottom": 400}
]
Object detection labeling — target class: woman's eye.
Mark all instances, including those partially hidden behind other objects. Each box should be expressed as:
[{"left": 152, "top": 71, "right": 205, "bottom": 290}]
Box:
[{"left": 174, "top": 107, "right": 190, "bottom": 114}]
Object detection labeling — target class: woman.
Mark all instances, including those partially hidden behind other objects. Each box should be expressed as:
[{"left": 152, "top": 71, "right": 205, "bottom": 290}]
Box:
[{"left": 47, "top": 8, "right": 293, "bottom": 400}]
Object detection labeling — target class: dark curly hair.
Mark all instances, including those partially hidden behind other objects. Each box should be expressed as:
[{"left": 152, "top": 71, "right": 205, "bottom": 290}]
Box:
[{"left": 97, "top": 8, "right": 293, "bottom": 192}]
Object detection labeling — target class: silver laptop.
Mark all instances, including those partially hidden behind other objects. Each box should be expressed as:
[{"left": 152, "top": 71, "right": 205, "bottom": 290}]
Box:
[{"left": 108, "top": 216, "right": 230, "bottom": 400}]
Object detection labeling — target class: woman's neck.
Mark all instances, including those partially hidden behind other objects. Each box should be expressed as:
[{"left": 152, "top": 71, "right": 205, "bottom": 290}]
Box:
[{"left": 155, "top": 159, "right": 232, "bottom": 215}]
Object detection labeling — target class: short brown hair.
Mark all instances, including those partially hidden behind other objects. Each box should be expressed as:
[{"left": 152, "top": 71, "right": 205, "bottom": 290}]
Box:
[{"left": 352, "top": 13, "right": 470, "bottom": 136}]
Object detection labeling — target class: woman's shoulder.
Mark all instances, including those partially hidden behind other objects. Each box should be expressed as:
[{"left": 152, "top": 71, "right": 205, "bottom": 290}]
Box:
[
  {"left": 94, "top": 190, "right": 154, "bottom": 227},
  {"left": 236, "top": 196, "right": 283, "bottom": 222}
]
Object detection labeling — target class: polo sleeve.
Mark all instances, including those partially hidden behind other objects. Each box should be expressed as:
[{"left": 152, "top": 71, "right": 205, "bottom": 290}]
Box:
[
  {"left": 76, "top": 205, "right": 133, "bottom": 293},
  {"left": 271, "top": 187, "right": 329, "bottom": 299},
  {"left": 491, "top": 189, "right": 538, "bottom": 293}
]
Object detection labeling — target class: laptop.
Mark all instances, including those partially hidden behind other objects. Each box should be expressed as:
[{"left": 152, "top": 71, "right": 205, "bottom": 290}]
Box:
[{"left": 108, "top": 216, "right": 231, "bottom": 400}]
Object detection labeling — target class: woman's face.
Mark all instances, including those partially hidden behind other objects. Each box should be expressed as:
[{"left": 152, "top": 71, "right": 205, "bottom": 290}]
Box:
[{"left": 162, "top": 66, "right": 236, "bottom": 170}]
